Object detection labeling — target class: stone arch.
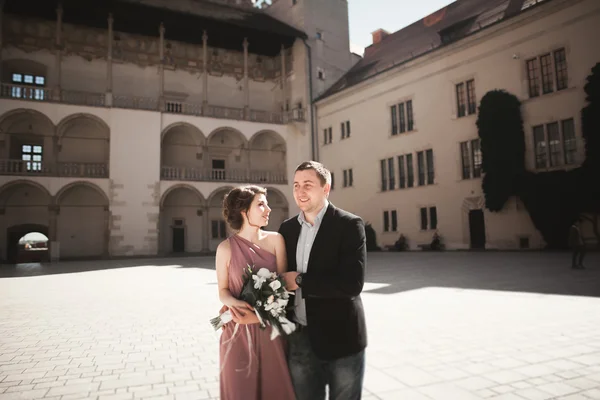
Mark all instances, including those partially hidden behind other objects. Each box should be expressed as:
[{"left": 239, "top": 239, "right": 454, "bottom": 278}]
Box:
[
  {"left": 54, "top": 182, "right": 110, "bottom": 259},
  {"left": 55, "top": 114, "right": 110, "bottom": 166},
  {"left": 265, "top": 186, "right": 289, "bottom": 230},
  {"left": 6, "top": 224, "right": 49, "bottom": 263},
  {"left": 56, "top": 113, "right": 110, "bottom": 141},
  {"left": 0, "top": 179, "right": 52, "bottom": 205},
  {"left": 0, "top": 180, "right": 52, "bottom": 263},
  {"left": 247, "top": 130, "right": 287, "bottom": 183},
  {"left": 0, "top": 108, "right": 55, "bottom": 135},
  {"left": 207, "top": 186, "right": 234, "bottom": 208},
  {"left": 249, "top": 130, "right": 286, "bottom": 152},
  {"left": 206, "top": 128, "right": 249, "bottom": 180},
  {"left": 206, "top": 127, "right": 248, "bottom": 147},
  {"left": 161, "top": 123, "right": 206, "bottom": 169},
  {"left": 54, "top": 181, "right": 110, "bottom": 206},
  {"left": 161, "top": 122, "right": 206, "bottom": 146},
  {"left": 159, "top": 184, "right": 207, "bottom": 254},
  {"left": 159, "top": 184, "right": 206, "bottom": 209},
  {"left": 207, "top": 186, "right": 234, "bottom": 251}
]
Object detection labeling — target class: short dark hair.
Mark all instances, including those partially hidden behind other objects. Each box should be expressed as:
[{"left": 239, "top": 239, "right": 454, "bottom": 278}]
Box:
[
  {"left": 222, "top": 185, "right": 267, "bottom": 231},
  {"left": 295, "top": 161, "right": 331, "bottom": 186}
]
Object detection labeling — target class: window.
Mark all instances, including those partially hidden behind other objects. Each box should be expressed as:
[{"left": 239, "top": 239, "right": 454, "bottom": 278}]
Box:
[
  {"left": 532, "top": 118, "right": 577, "bottom": 169},
  {"left": 420, "top": 208, "right": 428, "bottom": 230},
  {"left": 323, "top": 127, "right": 332, "bottom": 145},
  {"left": 211, "top": 220, "right": 227, "bottom": 239},
  {"left": 212, "top": 159, "right": 226, "bottom": 180},
  {"left": 343, "top": 169, "right": 353, "bottom": 187},
  {"left": 562, "top": 119, "right": 576, "bottom": 165},
  {"left": 526, "top": 48, "right": 568, "bottom": 98},
  {"left": 406, "top": 154, "right": 414, "bottom": 188},
  {"left": 391, "top": 100, "right": 414, "bottom": 135},
  {"left": 331, "top": 172, "right": 335, "bottom": 190},
  {"left": 398, "top": 155, "right": 406, "bottom": 189},
  {"left": 21, "top": 144, "right": 43, "bottom": 171},
  {"left": 406, "top": 100, "right": 414, "bottom": 131},
  {"left": 416, "top": 150, "right": 434, "bottom": 186},
  {"left": 383, "top": 210, "right": 398, "bottom": 232},
  {"left": 417, "top": 151, "right": 425, "bottom": 186},
  {"left": 460, "top": 142, "right": 471, "bottom": 179},
  {"left": 460, "top": 139, "right": 482, "bottom": 179},
  {"left": 429, "top": 207, "right": 437, "bottom": 230},
  {"left": 317, "top": 68, "right": 325, "bottom": 80},
  {"left": 340, "top": 121, "right": 351, "bottom": 139},
  {"left": 388, "top": 158, "right": 395, "bottom": 190},
  {"left": 383, "top": 211, "right": 390, "bottom": 232},
  {"left": 426, "top": 149, "right": 434, "bottom": 184},
  {"left": 11, "top": 73, "right": 46, "bottom": 100},
  {"left": 526, "top": 59, "right": 540, "bottom": 97},
  {"left": 456, "top": 80, "right": 476, "bottom": 117},
  {"left": 380, "top": 159, "right": 387, "bottom": 192},
  {"left": 420, "top": 207, "right": 437, "bottom": 230},
  {"left": 554, "top": 48, "right": 568, "bottom": 91}
]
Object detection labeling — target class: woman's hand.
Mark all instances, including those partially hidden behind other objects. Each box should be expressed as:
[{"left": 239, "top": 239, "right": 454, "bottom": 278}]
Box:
[{"left": 232, "top": 310, "right": 260, "bottom": 325}]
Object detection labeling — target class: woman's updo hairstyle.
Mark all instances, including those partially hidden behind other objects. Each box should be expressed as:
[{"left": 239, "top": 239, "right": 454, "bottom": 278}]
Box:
[{"left": 222, "top": 185, "right": 267, "bottom": 231}]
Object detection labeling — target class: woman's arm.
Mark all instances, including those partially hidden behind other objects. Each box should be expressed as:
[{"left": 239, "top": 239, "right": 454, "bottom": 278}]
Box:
[{"left": 273, "top": 232, "right": 288, "bottom": 275}]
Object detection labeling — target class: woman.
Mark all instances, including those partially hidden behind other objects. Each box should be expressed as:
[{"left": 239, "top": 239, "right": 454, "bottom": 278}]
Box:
[{"left": 216, "top": 185, "right": 295, "bottom": 400}]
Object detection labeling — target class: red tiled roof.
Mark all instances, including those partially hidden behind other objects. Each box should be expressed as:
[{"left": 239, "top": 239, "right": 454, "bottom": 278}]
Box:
[{"left": 318, "top": 0, "right": 551, "bottom": 101}]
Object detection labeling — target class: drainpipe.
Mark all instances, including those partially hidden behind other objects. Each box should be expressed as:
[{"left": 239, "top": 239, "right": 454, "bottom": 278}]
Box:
[{"left": 303, "top": 39, "right": 317, "bottom": 161}]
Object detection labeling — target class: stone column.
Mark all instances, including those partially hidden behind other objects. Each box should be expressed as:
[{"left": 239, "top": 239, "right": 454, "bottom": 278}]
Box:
[
  {"left": 106, "top": 13, "right": 114, "bottom": 106},
  {"left": 243, "top": 38, "right": 250, "bottom": 119},
  {"left": 0, "top": 0, "right": 5, "bottom": 83},
  {"left": 202, "top": 206, "right": 210, "bottom": 252},
  {"left": 54, "top": 4, "right": 63, "bottom": 101},
  {"left": 202, "top": 31, "right": 208, "bottom": 109},
  {"left": 280, "top": 45, "right": 287, "bottom": 116},
  {"left": 158, "top": 23, "right": 165, "bottom": 111},
  {"left": 48, "top": 205, "right": 59, "bottom": 261},
  {"left": 103, "top": 206, "right": 111, "bottom": 257}
]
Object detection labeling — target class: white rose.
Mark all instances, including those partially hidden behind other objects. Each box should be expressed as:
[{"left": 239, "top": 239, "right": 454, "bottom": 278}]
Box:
[
  {"left": 257, "top": 268, "right": 272, "bottom": 279},
  {"left": 269, "top": 280, "right": 282, "bottom": 291}
]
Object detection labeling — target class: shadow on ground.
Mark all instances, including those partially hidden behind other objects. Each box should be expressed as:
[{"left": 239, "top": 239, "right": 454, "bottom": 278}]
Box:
[
  {"left": 1, "top": 251, "right": 598, "bottom": 298},
  {"left": 362, "top": 251, "right": 600, "bottom": 298}
]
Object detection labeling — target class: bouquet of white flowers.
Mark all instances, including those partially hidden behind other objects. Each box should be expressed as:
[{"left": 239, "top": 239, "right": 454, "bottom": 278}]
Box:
[{"left": 210, "top": 265, "right": 297, "bottom": 340}]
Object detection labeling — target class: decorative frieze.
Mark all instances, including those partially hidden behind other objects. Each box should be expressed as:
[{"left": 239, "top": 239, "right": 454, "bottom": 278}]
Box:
[{"left": 3, "top": 14, "right": 285, "bottom": 81}]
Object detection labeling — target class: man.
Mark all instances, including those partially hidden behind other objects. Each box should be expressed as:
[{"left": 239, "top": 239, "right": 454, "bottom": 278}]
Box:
[
  {"left": 279, "top": 161, "right": 367, "bottom": 400},
  {"left": 569, "top": 220, "right": 586, "bottom": 269}
]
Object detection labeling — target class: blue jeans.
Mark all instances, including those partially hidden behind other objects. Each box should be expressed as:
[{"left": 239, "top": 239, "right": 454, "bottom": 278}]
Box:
[{"left": 288, "top": 328, "right": 365, "bottom": 400}]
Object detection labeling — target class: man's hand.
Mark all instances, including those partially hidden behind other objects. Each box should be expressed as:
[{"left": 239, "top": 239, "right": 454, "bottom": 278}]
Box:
[{"left": 282, "top": 271, "right": 299, "bottom": 291}]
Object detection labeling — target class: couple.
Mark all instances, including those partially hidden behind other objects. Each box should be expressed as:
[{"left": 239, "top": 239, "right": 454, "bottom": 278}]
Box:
[{"left": 215, "top": 161, "right": 368, "bottom": 400}]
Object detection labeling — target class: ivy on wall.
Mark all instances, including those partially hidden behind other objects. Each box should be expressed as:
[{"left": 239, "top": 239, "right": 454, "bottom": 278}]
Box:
[{"left": 477, "top": 63, "right": 600, "bottom": 248}]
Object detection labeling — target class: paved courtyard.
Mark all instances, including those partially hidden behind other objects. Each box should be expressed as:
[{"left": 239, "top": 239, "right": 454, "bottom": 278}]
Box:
[{"left": 1, "top": 251, "right": 599, "bottom": 400}]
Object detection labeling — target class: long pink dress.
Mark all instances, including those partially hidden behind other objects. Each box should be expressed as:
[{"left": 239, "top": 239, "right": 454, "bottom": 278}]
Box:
[{"left": 219, "top": 234, "right": 296, "bottom": 400}]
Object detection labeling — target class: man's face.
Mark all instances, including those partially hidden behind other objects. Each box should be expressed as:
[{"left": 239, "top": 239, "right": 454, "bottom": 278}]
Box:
[{"left": 293, "top": 169, "right": 329, "bottom": 214}]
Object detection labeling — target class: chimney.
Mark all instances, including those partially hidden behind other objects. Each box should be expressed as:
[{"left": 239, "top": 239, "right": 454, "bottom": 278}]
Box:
[{"left": 371, "top": 29, "right": 390, "bottom": 45}]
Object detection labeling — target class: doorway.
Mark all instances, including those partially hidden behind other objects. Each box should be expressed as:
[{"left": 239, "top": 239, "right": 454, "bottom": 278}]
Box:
[{"left": 468, "top": 209, "right": 486, "bottom": 249}]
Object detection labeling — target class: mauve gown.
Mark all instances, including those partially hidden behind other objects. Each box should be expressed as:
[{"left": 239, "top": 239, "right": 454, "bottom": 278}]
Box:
[{"left": 219, "top": 234, "right": 296, "bottom": 400}]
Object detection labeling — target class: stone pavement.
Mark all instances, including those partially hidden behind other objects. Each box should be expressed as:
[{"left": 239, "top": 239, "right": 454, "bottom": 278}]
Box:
[{"left": 0, "top": 251, "right": 599, "bottom": 400}]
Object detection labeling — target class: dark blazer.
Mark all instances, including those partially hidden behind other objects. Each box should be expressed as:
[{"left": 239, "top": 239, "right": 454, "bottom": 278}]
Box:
[{"left": 278, "top": 202, "right": 367, "bottom": 360}]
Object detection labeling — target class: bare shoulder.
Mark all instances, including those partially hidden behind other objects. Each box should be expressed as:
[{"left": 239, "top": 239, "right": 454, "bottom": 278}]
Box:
[
  {"left": 216, "top": 239, "right": 231, "bottom": 256},
  {"left": 263, "top": 231, "right": 284, "bottom": 247}
]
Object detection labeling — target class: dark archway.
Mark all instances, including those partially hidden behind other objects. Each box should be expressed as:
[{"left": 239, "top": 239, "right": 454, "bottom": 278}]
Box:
[{"left": 7, "top": 224, "right": 49, "bottom": 264}]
